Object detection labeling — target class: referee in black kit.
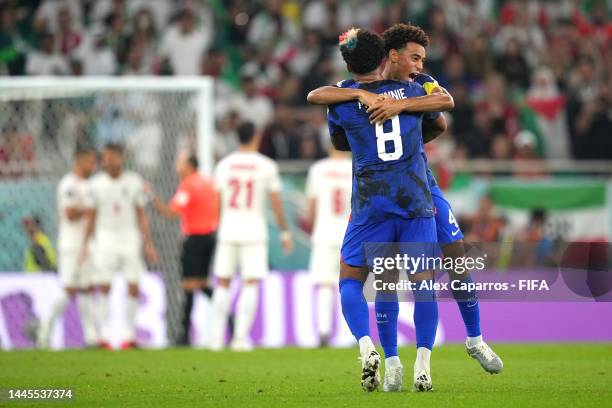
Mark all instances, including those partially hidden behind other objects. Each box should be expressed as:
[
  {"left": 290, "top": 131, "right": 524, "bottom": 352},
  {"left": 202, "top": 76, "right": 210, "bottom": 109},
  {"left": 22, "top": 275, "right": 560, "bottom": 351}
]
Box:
[{"left": 147, "top": 152, "right": 219, "bottom": 345}]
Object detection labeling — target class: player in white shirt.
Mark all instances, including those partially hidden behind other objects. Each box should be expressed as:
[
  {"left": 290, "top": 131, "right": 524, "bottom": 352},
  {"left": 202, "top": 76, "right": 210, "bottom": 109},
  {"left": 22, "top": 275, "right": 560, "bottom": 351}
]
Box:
[
  {"left": 38, "top": 147, "right": 98, "bottom": 349},
  {"left": 305, "top": 146, "right": 352, "bottom": 346},
  {"left": 210, "top": 122, "right": 293, "bottom": 351},
  {"left": 80, "top": 143, "right": 158, "bottom": 350}
]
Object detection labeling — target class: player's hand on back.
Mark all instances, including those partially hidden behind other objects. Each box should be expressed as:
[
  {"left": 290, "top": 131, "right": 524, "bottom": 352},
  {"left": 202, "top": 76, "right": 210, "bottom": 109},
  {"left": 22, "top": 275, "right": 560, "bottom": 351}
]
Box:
[
  {"left": 357, "top": 90, "right": 388, "bottom": 110},
  {"left": 367, "top": 98, "right": 404, "bottom": 124}
]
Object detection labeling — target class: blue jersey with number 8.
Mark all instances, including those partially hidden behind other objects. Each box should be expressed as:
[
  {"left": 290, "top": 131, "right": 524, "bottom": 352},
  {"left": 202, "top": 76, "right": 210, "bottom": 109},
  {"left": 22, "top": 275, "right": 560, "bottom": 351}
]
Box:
[{"left": 327, "top": 79, "right": 434, "bottom": 225}]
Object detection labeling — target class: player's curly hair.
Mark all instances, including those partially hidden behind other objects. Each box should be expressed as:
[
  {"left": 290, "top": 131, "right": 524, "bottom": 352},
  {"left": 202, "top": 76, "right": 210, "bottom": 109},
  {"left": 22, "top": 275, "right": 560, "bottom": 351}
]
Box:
[
  {"left": 382, "top": 23, "right": 429, "bottom": 53},
  {"left": 339, "top": 28, "right": 385, "bottom": 74}
]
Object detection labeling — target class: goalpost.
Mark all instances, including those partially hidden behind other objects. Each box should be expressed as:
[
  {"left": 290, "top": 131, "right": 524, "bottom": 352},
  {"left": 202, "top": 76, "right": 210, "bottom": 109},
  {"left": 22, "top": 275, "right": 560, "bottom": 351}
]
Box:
[
  {"left": 0, "top": 77, "right": 214, "bottom": 344},
  {"left": 0, "top": 77, "right": 214, "bottom": 173}
]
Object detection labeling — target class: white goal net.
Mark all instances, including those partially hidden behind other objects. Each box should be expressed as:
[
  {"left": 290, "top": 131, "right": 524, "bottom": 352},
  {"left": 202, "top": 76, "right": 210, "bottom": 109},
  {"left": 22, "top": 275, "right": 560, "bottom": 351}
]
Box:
[{"left": 0, "top": 77, "right": 214, "bottom": 343}]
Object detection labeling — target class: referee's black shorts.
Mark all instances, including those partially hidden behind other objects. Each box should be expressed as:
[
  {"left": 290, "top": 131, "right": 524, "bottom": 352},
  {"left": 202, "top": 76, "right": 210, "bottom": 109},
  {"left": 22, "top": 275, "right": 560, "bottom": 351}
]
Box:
[{"left": 180, "top": 233, "right": 216, "bottom": 279}]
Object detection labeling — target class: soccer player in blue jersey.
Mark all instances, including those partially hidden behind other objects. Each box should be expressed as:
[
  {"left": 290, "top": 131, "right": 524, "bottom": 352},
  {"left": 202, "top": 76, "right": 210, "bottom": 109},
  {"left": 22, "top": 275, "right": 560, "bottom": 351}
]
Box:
[
  {"left": 320, "top": 27, "right": 453, "bottom": 393},
  {"left": 308, "top": 23, "right": 503, "bottom": 392}
]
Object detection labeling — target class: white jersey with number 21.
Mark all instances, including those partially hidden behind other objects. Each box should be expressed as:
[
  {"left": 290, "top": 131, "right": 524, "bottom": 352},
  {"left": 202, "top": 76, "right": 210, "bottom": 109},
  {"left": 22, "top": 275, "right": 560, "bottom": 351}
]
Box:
[{"left": 214, "top": 151, "right": 282, "bottom": 244}]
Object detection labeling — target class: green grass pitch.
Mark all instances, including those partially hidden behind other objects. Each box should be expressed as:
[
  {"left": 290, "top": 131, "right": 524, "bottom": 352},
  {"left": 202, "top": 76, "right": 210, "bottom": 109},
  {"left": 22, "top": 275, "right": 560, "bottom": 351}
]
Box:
[{"left": 1, "top": 344, "right": 611, "bottom": 407}]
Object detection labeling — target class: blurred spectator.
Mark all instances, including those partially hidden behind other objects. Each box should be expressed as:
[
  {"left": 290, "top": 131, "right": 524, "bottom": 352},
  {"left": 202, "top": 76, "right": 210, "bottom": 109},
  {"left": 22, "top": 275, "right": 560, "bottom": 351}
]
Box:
[
  {"left": 519, "top": 209, "right": 556, "bottom": 267},
  {"left": 460, "top": 104, "right": 496, "bottom": 158},
  {"left": 55, "top": 4, "right": 83, "bottom": 56},
  {"left": 126, "top": 0, "right": 173, "bottom": 32},
  {"left": 302, "top": 0, "right": 335, "bottom": 31},
  {"left": 22, "top": 215, "right": 57, "bottom": 273},
  {"left": 0, "top": 2, "right": 31, "bottom": 75},
  {"left": 225, "top": 0, "right": 252, "bottom": 45},
  {"left": 526, "top": 67, "right": 570, "bottom": 159},
  {"left": 247, "top": 0, "right": 298, "bottom": 54},
  {"left": 259, "top": 105, "right": 299, "bottom": 159},
  {"left": 129, "top": 6, "right": 158, "bottom": 56},
  {"left": 123, "top": 8, "right": 158, "bottom": 75},
  {"left": 224, "top": 74, "right": 274, "bottom": 131},
  {"left": 466, "top": 195, "right": 505, "bottom": 242},
  {"left": 512, "top": 129, "right": 547, "bottom": 178},
  {"left": 463, "top": 36, "right": 494, "bottom": 82},
  {"left": 287, "top": 29, "right": 322, "bottom": 77},
  {"left": 215, "top": 111, "right": 240, "bottom": 160},
  {"left": 477, "top": 74, "right": 520, "bottom": 138},
  {"left": 494, "top": 5, "right": 546, "bottom": 67},
  {"left": 104, "top": 12, "right": 129, "bottom": 65},
  {"left": 495, "top": 37, "right": 530, "bottom": 90},
  {"left": 34, "top": 0, "right": 82, "bottom": 35},
  {"left": 0, "top": 125, "right": 35, "bottom": 178},
  {"left": 158, "top": 6, "right": 212, "bottom": 75},
  {"left": 121, "top": 40, "right": 148, "bottom": 75},
  {"left": 373, "top": 1, "right": 409, "bottom": 33},
  {"left": 437, "top": 53, "right": 471, "bottom": 91},
  {"left": 567, "top": 56, "right": 601, "bottom": 106},
  {"left": 131, "top": 6, "right": 158, "bottom": 42},
  {"left": 423, "top": 6, "right": 456, "bottom": 77},
  {"left": 448, "top": 83, "right": 474, "bottom": 142},
  {"left": 25, "top": 31, "right": 70, "bottom": 75},
  {"left": 201, "top": 47, "right": 228, "bottom": 78},
  {"left": 239, "top": 49, "right": 283, "bottom": 94},
  {"left": 300, "top": 53, "right": 336, "bottom": 102},
  {"left": 513, "top": 129, "right": 540, "bottom": 160},
  {"left": 90, "top": 0, "right": 127, "bottom": 25},
  {"left": 73, "top": 25, "right": 117, "bottom": 76},
  {"left": 568, "top": 76, "right": 612, "bottom": 159},
  {"left": 295, "top": 130, "right": 324, "bottom": 160},
  {"left": 490, "top": 135, "right": 513, "bottom": 161},
  {"left": 276, "top": 73, "right": 303, "bottom": 106}
]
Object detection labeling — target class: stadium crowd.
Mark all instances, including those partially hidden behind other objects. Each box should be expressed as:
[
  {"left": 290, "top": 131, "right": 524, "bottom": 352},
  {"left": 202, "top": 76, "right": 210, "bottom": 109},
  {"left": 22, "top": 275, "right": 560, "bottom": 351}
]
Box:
[{"left": 1, "top": 0, "right": 611, "bottom": 173}]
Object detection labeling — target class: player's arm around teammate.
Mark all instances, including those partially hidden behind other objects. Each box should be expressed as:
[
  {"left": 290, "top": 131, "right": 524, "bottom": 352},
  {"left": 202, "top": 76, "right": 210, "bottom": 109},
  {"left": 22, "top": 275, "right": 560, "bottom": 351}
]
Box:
[{"left": 306, "top": 81, "right": 454, "bottom": 124}]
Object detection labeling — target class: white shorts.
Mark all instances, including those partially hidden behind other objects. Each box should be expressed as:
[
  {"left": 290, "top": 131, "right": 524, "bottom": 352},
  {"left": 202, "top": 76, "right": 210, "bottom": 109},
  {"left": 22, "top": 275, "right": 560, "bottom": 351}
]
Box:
[
  {"left": 309, "top": 245, "right": 341, "bottom": 285},
  {"left": 214, "top": 242, "right": 268, "bottom": 280},
  {"left": 58, "top": 248, "right": 95, "bottom": 288},
  {"left": 92, "top": 245, "right": 145, "bottom": 285}
]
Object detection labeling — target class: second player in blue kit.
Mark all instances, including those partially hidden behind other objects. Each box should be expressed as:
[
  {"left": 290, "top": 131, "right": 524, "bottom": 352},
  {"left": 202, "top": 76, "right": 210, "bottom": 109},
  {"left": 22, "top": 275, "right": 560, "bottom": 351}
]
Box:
[
  {"left": 310, "top": 23, "right": 503, "bottom": 394},
  {"left": 322, "top": 27, "right": 454, "bottom": 393}
]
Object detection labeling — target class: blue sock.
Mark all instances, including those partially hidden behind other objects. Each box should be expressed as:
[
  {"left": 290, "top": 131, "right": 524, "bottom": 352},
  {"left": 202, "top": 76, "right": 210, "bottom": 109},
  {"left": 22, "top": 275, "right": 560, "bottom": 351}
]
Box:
[
  {"left": 413, "top": 280, "right": 438, "bottom": 350},
  {"left": 339, "top": 278, "right": 370, "bottom": 341},
  {"left": 451, "top": 274, "right": 481, "bottom": 337},
  {"left": 375, "top": 295, "right": 399, "bottom": 358}
]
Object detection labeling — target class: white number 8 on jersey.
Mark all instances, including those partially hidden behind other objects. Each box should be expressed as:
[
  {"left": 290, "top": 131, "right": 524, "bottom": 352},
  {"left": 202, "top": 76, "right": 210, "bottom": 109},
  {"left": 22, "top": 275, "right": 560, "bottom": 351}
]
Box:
[{"left": 375, "top": 115, "right": 403, "bottom": 161}]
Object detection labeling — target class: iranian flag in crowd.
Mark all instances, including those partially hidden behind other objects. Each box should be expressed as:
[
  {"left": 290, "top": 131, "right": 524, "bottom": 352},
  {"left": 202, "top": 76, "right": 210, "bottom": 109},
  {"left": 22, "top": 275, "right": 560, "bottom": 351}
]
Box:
[{"left": 490, "top": 180, "right": 611, "bottom": 241}]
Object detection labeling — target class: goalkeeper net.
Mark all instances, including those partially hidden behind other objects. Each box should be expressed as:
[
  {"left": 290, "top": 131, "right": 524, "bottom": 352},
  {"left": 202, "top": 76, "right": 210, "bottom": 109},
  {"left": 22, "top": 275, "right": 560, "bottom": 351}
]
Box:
[{"left": 0, "top": 77, "right": 214, "bottom": 343}]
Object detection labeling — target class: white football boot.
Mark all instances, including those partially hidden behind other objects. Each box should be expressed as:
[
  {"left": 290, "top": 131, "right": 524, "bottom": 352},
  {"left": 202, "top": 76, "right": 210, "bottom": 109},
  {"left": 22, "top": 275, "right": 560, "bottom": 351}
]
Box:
[
  {"left": 383, "top": 363, "right": 403, "bottom": 392},
  {"left": 360, "top": 347, "right": 381, "bottom": 392},
  {"left": 412, "top": 369, "right": 433, "bottom": 392},
  {"left": 466, "top": 340, "right": 503, "bottom": 374}
]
